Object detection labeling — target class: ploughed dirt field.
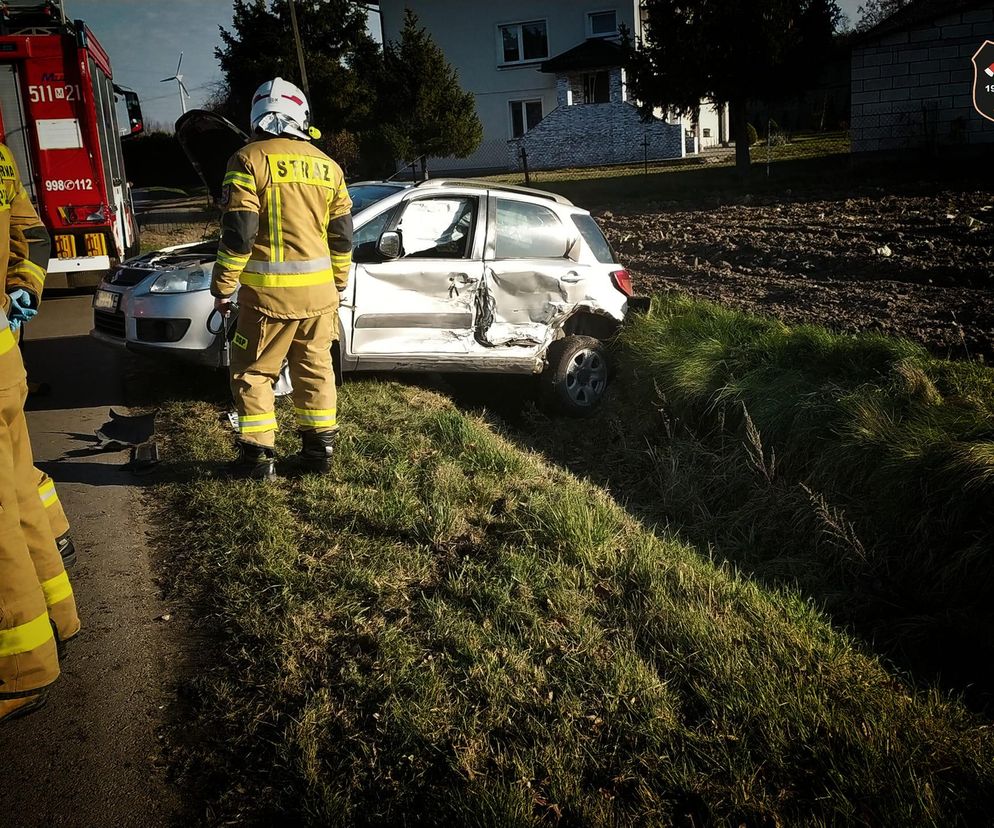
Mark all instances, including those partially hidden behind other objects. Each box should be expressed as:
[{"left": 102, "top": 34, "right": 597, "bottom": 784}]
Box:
[{"left": 599, "top": 188, "right": 994, "bottom": 358}]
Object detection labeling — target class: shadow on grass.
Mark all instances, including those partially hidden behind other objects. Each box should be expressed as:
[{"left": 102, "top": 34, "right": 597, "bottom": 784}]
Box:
[{"left": 435, "top": 368, "right": 994, "bottom": 718}]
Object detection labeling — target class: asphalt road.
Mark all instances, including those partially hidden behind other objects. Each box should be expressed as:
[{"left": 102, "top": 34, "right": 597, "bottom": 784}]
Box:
[{"left": 0, "top": 293, "right": 180, "bottom": 828}]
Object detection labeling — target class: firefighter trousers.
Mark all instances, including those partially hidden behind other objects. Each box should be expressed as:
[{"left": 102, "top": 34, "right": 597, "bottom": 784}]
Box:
[
  {"left": 230, "top": 305, "right": 338, "bottom": 449},
  {"left": 0, "top": 379, "right": 67, "bottom": 697},
  {"left": 37, "top": 468, "right": 70, "bottom": 540}
]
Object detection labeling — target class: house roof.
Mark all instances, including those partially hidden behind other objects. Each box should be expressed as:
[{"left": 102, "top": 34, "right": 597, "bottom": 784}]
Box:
[
  {"left": 854, "top": 0, "right": 990, "bottom": 42},
  {"left": 540, "top": 38, "right": 625, "bottom": 73}
]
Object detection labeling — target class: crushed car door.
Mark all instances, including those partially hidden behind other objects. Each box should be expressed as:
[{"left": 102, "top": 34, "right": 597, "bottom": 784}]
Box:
[
  {"left": 478, "top": 196, "right": 592, "bottom": 347},
  {"left": 351, "top": 193, "right": 485, "bottom": 355}
]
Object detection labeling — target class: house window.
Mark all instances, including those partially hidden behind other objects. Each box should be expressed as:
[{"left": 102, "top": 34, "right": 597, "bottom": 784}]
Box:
[
  {"left": 583, "top": 71, "right": 610, "bottom": 104},
  {"left": 499, "top": 20, "right": 548, "bottom": 64},
  {"left": 509, "top": 99, "right": 543, "bottom": 138},
  {"left": 588, "top": 10, "right": 617, "bottom": 38},
  {"left": 703, "top": 128, "right": 711, "bottom": 138}
]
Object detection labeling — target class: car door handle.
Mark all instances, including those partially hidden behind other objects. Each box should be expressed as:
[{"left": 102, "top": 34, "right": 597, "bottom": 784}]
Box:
[
  {"left": 451, "top": 273, "right": 479, "bottom": 284},
  {"left": 561, "top": 271, "right": 582, "bottom": 284}
]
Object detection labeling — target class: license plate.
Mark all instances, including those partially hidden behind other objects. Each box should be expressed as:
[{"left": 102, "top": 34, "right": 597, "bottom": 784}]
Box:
[{"left": 93, "top": 289, "right": 119, "bottom": 311}]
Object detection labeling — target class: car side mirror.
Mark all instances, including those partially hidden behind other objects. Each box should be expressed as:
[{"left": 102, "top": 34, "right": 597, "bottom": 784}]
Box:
[
  {"left": 352, "top": 240, "right": 379, "bottom": 264},
  {"left": 377, "top": 230, "right": 402, "bottom": 260}
]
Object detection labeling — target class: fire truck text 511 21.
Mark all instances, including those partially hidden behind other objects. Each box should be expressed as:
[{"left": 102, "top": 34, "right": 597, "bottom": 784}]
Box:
[{"left": 28, "top": 83, "right": 82, "bottom": 102}]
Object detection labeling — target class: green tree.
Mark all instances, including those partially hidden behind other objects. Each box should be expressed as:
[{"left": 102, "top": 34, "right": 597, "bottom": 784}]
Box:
[
  {"left": 379, "top": 9, "right": 482, "bottom": 178},
  {"left": 626, "top": 0, "right": 842, "bottom": 172},
  {"left": 215, "top": 0, "right": 384, "bottom": 174}
]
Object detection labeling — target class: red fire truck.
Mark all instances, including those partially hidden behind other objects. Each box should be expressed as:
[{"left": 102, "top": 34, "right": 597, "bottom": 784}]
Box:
[{"left": 0, "top": 1, "right": 144, "bottom": 287}]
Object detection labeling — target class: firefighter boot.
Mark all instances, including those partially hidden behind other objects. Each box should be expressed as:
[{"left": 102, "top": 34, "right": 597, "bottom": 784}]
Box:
[
  {"left": 298, "top": 431, "right": 336, "bottom": 474},
  {"left": 55, "top": 532, "right": 77, "bottom": 568},
  {"left": 227, "top": 441, "right": 276, "bottom": 481},
  {"left": 0, "top": 693, "right": 48, "bottom": 726}
]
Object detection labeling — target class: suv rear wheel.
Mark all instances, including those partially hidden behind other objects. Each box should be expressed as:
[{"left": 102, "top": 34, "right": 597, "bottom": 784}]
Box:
[{"left": 541, "top": 335, "right": 609, "bottom": 417}]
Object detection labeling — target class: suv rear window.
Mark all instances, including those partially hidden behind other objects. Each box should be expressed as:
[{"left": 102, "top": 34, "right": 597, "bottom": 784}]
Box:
[{"left": 571, "top": 214, "right": 616, "bottom": 264}]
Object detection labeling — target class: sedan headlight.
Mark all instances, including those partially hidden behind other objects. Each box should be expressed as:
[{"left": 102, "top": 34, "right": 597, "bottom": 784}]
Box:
[{"left": 149, "top": 265, "right": 212, "bottom": 294}]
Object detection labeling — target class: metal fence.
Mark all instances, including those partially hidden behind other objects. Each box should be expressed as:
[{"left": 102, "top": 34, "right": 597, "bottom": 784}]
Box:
[{"left": 473, "top": 122, "right": 851, "bottom": 187}]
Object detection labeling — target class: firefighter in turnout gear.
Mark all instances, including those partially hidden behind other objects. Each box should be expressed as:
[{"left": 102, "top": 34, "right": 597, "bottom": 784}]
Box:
[
  {"left": 0, "top": 143, "right": 76, "bottom": 567},
  {"left": 212, "top": 78, "right": 353, "bottom": 479},
  {"left": 0, "top": 149, "right": 80, "bottom": 725}
]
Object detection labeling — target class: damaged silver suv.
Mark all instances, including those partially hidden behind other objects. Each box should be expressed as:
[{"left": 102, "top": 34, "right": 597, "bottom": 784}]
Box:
[{"left": 92, "top": 112, "right": 638, "bottom": 414}]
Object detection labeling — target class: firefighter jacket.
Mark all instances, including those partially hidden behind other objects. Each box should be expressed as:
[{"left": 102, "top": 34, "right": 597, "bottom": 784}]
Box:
[
  {"left": 0, "top": 169, "right": 26, "bottom": 390},
  {"left": 0, "top": 144, "right": 50, "bottom": 311},
  {"left": 210, "top": 136, "right": 353, "bottom": 319}
]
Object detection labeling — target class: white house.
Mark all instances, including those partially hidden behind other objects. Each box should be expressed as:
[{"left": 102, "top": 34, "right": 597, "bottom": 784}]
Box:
[{"left": 377, "top": 0, "right": 718, "bottom": 172}]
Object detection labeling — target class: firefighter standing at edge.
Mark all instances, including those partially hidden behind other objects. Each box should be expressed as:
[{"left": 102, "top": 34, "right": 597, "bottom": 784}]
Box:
[
  {"left": 212, "top": 78, "right": 353, "bottom": 479},
  {"left": 0, "top": 142, "right": 78, "bottom": 568},
  {"left": 0, "top": 144, "right": 81, "bottom": 725}
]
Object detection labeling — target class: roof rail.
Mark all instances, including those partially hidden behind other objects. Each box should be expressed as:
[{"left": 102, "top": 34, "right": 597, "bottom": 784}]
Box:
[{"left": 414, "top": 178, "right": 574, "bottom": 206}]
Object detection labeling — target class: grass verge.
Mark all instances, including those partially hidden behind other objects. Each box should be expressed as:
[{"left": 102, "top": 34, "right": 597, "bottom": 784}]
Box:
[
  {"left": 156, "top": 378, "right": 993, "bottom": 825},
  {"left": 612, "top": 294, "right": 994, "bottom": 702}
]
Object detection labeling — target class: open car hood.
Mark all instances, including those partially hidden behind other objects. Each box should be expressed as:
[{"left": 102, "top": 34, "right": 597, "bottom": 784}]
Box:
[{"left": 175, "top": 109, "right": 249, "bottom": 204}]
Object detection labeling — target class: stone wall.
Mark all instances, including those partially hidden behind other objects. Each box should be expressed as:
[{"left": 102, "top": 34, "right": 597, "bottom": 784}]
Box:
[
  {"left": 851, "top": 6, "right": 994, "bottom": 152},
  {"left": 512, "top": 67, "right": 684, "bottom": 170},
  {"left": 509, "top": 102, "right": 685, "bottom": 169}
]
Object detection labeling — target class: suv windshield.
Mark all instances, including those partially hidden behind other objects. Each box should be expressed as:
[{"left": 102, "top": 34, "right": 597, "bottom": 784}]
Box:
[
  {"left": 571, "top": 214, "right": 616, "bottom": 264},
  {"left": 348, "top": 184, "right": 403, "bottom": 214}
]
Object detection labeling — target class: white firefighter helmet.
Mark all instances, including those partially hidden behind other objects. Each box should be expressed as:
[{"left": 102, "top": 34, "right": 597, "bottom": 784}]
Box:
[{"left": 250, "top": 77, "right": 311, "bottom": 140}]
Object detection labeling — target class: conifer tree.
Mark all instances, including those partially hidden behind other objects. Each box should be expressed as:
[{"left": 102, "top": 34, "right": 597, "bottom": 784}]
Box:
[{"left": 379, "top": 10, "right": 482, "bottom": 177}]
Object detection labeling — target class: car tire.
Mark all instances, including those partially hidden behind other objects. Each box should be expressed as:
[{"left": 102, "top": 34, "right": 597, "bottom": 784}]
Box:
[{"left": 540, "top": 335, "right": 609, "bottom": 417}]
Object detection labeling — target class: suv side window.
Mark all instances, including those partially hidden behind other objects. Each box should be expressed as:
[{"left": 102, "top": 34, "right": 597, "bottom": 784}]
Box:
[
  {"left": 396, "top": 197, "right": 477, "bottom": 259},
  {"left": 495, "top": 199, "right": 567, "bottom": 259},
  {"left": 352, "top": 208, "right": 394, "bottom": 251}
]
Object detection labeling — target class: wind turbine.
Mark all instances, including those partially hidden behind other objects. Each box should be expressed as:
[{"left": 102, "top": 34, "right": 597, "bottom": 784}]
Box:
[{"left": 160, "top": 52, "right": 190, "bottom": 115}]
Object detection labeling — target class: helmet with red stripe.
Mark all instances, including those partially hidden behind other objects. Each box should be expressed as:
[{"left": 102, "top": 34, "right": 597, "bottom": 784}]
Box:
[{"left": 250, "top": 77, "right": 311, "bottom": 140}]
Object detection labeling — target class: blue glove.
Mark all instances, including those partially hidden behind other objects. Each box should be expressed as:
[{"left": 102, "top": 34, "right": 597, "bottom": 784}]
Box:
[
  {"left": 7, "top": 289, "right": 37, "bottom": 324},
  {"left": 8, "top": 316, "right": 20, "bottom": 333}
]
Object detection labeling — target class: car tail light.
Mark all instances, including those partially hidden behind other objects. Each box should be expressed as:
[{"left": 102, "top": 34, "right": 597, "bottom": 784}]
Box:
[{"left": 610, "top": 269, "right": 633, "bottom": 297}]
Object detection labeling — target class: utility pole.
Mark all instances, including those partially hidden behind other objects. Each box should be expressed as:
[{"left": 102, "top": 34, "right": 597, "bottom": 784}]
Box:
[{"left": 287, "top": 0, "right": 310, "bottom": 102}]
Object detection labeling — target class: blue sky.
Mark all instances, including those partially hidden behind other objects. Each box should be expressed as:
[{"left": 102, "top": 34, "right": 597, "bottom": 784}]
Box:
[
  {"left": 70, "top": 0, "right": 235, "bottom": 130},
  {"left": 68, "top": 0, "right": 864, "bottom": 132}
]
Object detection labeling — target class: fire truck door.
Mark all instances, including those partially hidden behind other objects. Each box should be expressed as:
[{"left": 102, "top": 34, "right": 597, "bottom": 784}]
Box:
[{"left": 0, "top": 65, "right": 37, "bottom": 201}]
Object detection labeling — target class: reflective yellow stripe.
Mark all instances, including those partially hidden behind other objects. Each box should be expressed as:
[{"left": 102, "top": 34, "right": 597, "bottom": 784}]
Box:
[
  {"left": 239, "top": 412, "right": 277, "bottom": 434},
  {"left": 0, "top": 325, "right": 15, "bottom": 356},
  {"left": 217, "top": 250, "right": 251, "bottom": 270},
  {"left": 240, "top": 412, "right": 276, "bottom": 423},
  {"left": 270, "top": 186, "right": 284, "bottom": 263},
  {"left": 240, "top": 423, "right": 278, "bottom": 434},
  {"left": 40, "top": 571, "right": 73, "bottom": 607},
  {"left": 330, "top": 251, "right": 352, "bottom": 266},
  {"left": 296, "top": 416, "right": 337, "bottom": 426},
  {"left": 10, "top": 260, "right": 45, "bottom": 288},
  {"left": 0, "top": 612, "right": 52, "bottom": 657},
  {"left": 240, "top": 269, "right": 335, "bottom": 289},
  {"left": 223, "top": 171, "right": 256, "bottom": 191},
  {"left": 38, "top": 479, "right": 58, "bottom": 508},
  {"left": 294, "top": 407, "right": 337, "bottom": 426}
]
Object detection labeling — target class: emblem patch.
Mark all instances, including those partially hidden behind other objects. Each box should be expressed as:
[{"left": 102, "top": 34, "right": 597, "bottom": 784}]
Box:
[
  {"left": 971, "top": 41, "right": 994, "bottom": 123},
  {"left": 232, "top": 332, "right": 249, "bottom": 350}
]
